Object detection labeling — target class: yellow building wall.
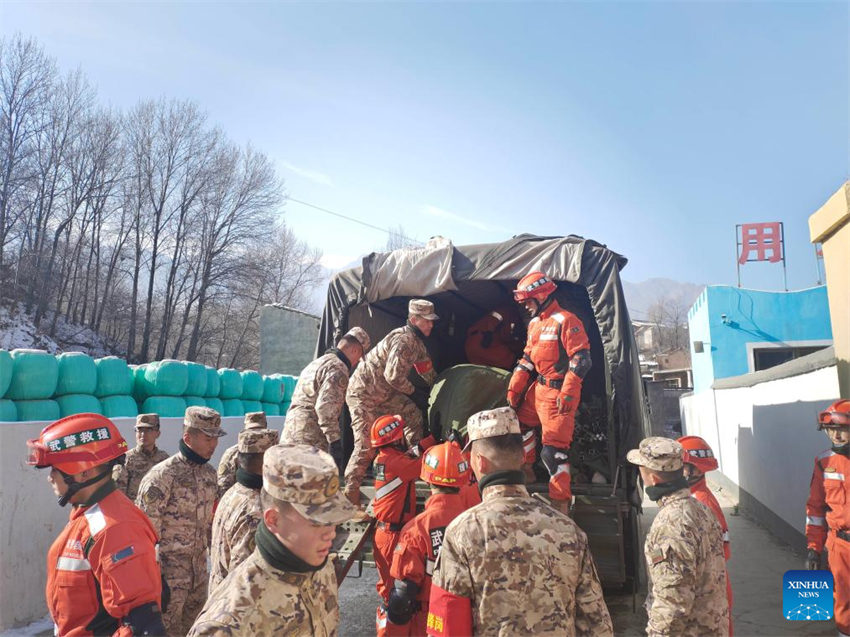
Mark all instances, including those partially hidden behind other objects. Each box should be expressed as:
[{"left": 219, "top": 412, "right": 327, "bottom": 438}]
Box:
[{"left": 810, "top": 182, "right": 850, "bottom": 398}]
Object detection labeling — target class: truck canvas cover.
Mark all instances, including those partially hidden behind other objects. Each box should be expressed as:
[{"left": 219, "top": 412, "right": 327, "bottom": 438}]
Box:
[{"left": 318, "top": 233, "right": 647, "bottom": 465}]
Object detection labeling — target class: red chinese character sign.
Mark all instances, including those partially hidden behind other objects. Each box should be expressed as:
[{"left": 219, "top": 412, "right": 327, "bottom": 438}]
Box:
[{"left": 736, "top": 222, "right": 787, "bottom": 290}]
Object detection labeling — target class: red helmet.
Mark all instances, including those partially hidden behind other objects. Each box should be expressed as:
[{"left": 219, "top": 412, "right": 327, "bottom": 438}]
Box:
[
  {"left": 27, "top": 413, "right": 128, "bottom": 475},
  {"left": 513, "top": 271, "right": 557, "bottom": 303},
  {"left": 420, "top": 442, "right": 471, "bottom": 487},
  {"left": 371, "top": 414, "right": 405, "bottom": 448},
  {"left": 677, "top": 435, "right": 718, "bottom": 473},
  {"left": 818, "top": 399, "right": 850, "bottom": 430}
]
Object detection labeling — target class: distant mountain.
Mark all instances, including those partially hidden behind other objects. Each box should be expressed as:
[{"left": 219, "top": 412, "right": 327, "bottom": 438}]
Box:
[{"left": 622, "top": 278, "right": 705, "bottom": 321}]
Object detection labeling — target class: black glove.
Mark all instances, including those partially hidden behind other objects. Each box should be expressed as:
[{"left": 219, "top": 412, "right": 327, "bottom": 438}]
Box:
[
  {"left": 329, "top": 439, "right": 344, "bottom": 471},
  {"left": 123, "top": 601, "right": 165, "bottom": 636},
  {"left": 409, "top": 387, "right": 430, "bottom": 411},
  {"left": 806, "top": 549, "right": 821, "bottom": 570}
]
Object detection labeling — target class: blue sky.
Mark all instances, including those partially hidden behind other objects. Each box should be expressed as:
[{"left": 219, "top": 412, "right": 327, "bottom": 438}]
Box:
[{"left": 2, "top": 1, "right": 847, "bottom": 295}]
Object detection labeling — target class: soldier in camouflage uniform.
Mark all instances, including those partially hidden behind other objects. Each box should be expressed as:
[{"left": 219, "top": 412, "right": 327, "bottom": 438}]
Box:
[
  {"left": 217, "top": 412, "right": 268, "bottom": 495},
  {"left": 282, "top": 327, "right": 371, "bottom": 468},
  {"left": 187, "top": 443, "right": 359, "bottom": 636},
  {"left": 627, "top": 436, "right": 729, "bottom": 636},
  {"left": 209, "top": 428, "right": 279, "bottom": 591},
  {"left": 137, "top": 406, "right": 225, "bottom": 636},
  {"left": 344, "top": 300, "right": 438, "bottom": 506},
  {"left": 113, "top": 413, "right": 169, "bottom": 501},
  {"left": 428, "top": 407, "right": 612, "bottom": 636}
]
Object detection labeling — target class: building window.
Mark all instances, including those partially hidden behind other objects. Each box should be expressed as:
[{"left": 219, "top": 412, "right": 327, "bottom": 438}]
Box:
[{"left": 752, "top": 346, "right": 828, "bottom": 372}]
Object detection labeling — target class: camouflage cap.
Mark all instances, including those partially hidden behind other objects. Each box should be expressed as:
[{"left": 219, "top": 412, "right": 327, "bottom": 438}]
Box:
[
  {"left": 135, "top": 413, "right": 160, "bottom": 429},
  {"left": 408, "top": 299, "right": 439, "bottom": 321},
  {"left": 185, "top": 406, "right": 226, "bottom": 437},
  {"left": 263, "top": 443, "right": 358, "bottom": 525},
  {"left": 464, "top": 406, "right": 521, "bottom": 450},
  {"left": 626, "top": 437, "right": 684, "bottom": 471},
  {"left": 244, "top": 411, "right": 267, "bottom": 431},
  {"left": 343, "top": 326, "right": 371, "bottom": 352},
  {"left": 238, "top": 429, "right": 279, "bottom": 453}
]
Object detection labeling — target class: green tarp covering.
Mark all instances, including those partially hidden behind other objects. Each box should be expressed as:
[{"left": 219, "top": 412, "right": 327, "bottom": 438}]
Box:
[{"left": 428, "top": 364, "right": 510, "bottom": 440}]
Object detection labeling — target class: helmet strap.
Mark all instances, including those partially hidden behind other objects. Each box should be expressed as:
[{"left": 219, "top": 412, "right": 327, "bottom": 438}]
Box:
[
  {"left": 527, "top": 295, "right": 554, "bottom": 318},
  {"left": 57, "top": 466, "right": 113, "bottom": 507},
  {"left": 686, "top": 473, "right": 704, "bottom": 487}
]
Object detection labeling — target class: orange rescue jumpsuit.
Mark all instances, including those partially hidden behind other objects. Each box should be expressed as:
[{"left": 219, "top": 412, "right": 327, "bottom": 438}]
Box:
[
  {"left": 46, "top": 484, "right": 162, "bottom": 636},
  {"left": 372, "top": 445, "right": 431, "bottom": 603},
  {"left": 508, "top": 299, "right": 590, "bottom": 501},
  {"left": 464, "top": 306, "right": 523, "bottom": 370},
  {"left": 806, "top": 449, "right": 850, "bottom": 636},
  {"left": 691, "top": 478, "right": 733, "bottom": 635},
  {"left": 384, "top": 492, "right": 469, "bottom": 636}
]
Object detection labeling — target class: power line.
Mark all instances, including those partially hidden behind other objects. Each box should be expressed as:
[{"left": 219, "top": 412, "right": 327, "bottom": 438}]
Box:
[{"left": 287, "top": 197, "right": 424, "bottom": 246}]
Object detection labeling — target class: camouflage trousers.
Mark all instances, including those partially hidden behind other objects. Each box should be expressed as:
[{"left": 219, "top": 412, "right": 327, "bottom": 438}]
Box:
[
  {"left": 343, "top": 392, "right": 424, "bottom": 504},
  {"left": 162, "top": 552, "right": 208, "bottom": 636},
  {"left": 281, "top": 413, "right": 329, "bottom": 452}
]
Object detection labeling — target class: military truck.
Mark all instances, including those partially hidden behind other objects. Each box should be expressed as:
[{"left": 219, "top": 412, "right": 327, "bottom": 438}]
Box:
[{"left": 319, "top": 234, "right": 648, "bottom": 590}]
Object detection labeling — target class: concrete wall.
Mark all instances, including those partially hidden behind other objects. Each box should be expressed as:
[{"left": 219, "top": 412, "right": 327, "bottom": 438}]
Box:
[
  {"left": 0, "top": 415, "right": 285, "bottom": 630},
  {"left": 810, "top": 182, "right": 850, "bottom": 398},
  {"left": 259, "top": 305, "right": 320, "bottom": 376},
  {"left": 681, "top": 366, "right": 839, "bottom": 549},
  {"left": 687, "top": 285, "right": 832, "bottom": 393}
]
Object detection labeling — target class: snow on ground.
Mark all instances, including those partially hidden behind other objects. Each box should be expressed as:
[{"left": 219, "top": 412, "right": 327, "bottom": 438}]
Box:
[{"left": 0, "top": 302, "right": 122, "bottom": 357}]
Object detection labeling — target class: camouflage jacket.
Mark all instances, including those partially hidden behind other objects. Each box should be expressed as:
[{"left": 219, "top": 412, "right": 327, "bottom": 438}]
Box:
[
  {"left": 283, "top": 351, "right": 351, "bottom": 445},
  {"left": 217, "top": 444, "right": 239, "bottom": 495},
  {"left": 348, "top": 325, "right": 435, "bottom": 402},
  {"left": 136, "top": 451, "right": 218, "bottom": 584},
  {"left": 645, "top": 488, "right": 729, "bottom": 636},
  {"left": 432, "top": 483, "right": 613, "bottom": 636},
  {"left": 209, "top": 482, "right": 263, "bottom": 591},
  {"left": 113, "top": 445, "right": 169, "bottom": 502},
  {"left": 187, "top": 548, "right": 339, "bottom": 637}
]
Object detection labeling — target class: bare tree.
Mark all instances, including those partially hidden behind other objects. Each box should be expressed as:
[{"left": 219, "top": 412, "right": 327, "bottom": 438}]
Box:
[
  {"left": 184, "top": 143, "right": 281, "bottom": 361},
  {"left": 0, "top": 35, "right": 55, "bottom": 287},
  {"left": 385, "top": 224, "right": 419, "bottom": 251},
  {"left": 648, "top": 296, "right": 690, "bottom": 353},
  {"left": 0, "top": 34, "right": 327, "bottom": 368}
]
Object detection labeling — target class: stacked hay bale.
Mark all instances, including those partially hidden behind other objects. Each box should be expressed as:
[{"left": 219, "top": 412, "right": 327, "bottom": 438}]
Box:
[
  {"left": 218, "top": 368, "right": 243, "bottom": 417},
  {"left": 96, "top": 356, "right": 137, "bottom": 417},
  {"left": 140, "top": 360, "right": 188, "bottom": 417},
  {"left": 0, "top": 349, "right": 307, "bottom": 423},
  {"left": 184, "top": 362, "right": 208, "bottom": 408},
  {"left": 0, "top": 350, "right": 15, "bottom": 421},
  {"left": 204, "top": 366, "right": 223, "bottom": 413},
  {"left": 240, "top": 370, "right": 264, "bottom": 414},
  {"left": 7, "top": 349, "right": 60, "bottom": 421},
  {"left": 261, "top": 375, "right": 283, "bottom": 415},
  {"left": 54, "top": 352, "right": 101, "bottom": 417}
]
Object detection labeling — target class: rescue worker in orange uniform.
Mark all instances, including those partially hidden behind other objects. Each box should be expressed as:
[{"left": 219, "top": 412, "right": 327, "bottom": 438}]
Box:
[
  {"left": 506, "top": 271, "right": 592, "bottom": 512},
  {"left": 806, "top": 399, "right": 850, "bottom": 637},
  {"left": 371, "top": 415, "right": 437, "bottom": 623},
  {"left": 27, "top": 413, "right": 165, "bottom": 637},
  {"left": 383, "top": 442, "right": 472, "bottom": 636},
  {"left": 464, "top": 305, "right": 524, "bottom": 371},
  {"left": 679, "top": 435, "right": 733, "bottom": 635}
]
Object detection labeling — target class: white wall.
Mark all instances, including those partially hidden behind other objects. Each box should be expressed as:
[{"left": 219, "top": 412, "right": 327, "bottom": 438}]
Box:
[
  {"left": 0, "top": 415, "right": 285, "bottom": 630},
  {"left": 681, "top": 366, "right": 839, "bottom": 544}
]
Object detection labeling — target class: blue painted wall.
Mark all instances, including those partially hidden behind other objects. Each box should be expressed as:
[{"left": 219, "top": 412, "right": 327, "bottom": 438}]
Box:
[{"left": 688, "top": 285, "right": 832, "bottom": 393}]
